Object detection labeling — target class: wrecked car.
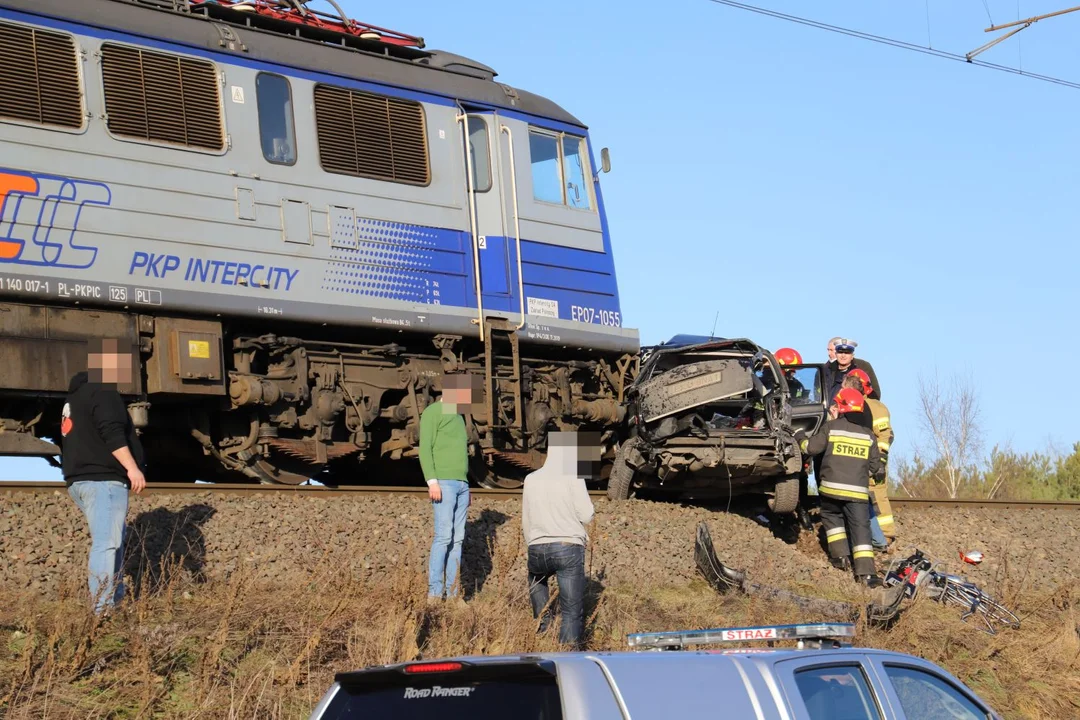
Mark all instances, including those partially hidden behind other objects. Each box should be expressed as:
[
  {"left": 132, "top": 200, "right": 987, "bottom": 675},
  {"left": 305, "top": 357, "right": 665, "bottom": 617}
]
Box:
[{"left": 607, "top": 336, "right": 825, "bottom": 513}]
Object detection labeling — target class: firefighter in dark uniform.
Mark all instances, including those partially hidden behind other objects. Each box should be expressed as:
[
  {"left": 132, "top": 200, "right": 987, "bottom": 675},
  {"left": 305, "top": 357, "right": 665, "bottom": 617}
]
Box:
[
  {"left": 774, "top": 347, "right": 806, "bottom": 400},
  {"left": 843, "top": 369, "right": 896, "bottom": 546},
  {"left": 801, "top": 387, "right": 884, "bottom": 588}
]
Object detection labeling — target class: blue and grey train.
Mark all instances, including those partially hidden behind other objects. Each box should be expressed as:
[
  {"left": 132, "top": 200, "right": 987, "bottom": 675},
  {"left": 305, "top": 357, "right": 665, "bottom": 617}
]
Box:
[{"left": 0, "top": 0, "right": 639, "bottom": 486}]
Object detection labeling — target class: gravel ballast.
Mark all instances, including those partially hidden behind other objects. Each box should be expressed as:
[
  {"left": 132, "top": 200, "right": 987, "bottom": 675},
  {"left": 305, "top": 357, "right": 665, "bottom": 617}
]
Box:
[{"left": 1, "top": 489, "right": 1075, "bottom": 602}]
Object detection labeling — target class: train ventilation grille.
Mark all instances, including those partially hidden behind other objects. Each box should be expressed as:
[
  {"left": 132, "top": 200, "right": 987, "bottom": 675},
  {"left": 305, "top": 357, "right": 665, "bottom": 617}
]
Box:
[
  {"left": 100, "top": 43, "right": 225, "bottom": 151},
  {"left": 313, "top": 84, "right": 430, "bottom": 186},
  {"left": 0, "top": 21, "right": 83, "bottom": 130}
]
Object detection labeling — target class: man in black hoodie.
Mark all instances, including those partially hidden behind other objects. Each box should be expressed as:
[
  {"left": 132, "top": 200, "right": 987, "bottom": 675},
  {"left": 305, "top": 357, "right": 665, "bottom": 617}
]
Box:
[{"left": 62, "top": 338, "right": 146, "bottom": 615}]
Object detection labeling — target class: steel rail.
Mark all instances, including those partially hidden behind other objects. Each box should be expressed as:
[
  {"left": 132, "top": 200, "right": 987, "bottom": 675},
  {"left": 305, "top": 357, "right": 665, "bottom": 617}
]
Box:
[
  {"left": 887, "top": 497, "right": 1080, "bottom": 511},
  {"left": 0, "top": 481, "right": 609, "bottom": 498},
  {"left": 1, "top": 481, "right": 1077, "bottom": 509}
]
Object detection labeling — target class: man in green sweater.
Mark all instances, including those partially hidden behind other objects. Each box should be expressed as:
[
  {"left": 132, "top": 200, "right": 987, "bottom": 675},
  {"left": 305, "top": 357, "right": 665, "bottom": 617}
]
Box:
[{"left": 420, "top": 373, "right": 478, "bottom": 603}]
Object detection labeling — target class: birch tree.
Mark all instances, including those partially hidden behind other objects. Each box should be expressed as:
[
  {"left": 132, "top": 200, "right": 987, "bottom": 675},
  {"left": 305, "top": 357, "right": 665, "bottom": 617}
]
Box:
[{"left": 916, "top": 371, "right": 983, "bottom": 499}]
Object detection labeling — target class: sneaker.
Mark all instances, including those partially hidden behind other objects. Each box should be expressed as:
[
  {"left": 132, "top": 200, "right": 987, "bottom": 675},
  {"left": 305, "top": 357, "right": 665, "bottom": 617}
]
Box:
[{"left": 425, "top": 596, "right": 442, "bottom": 608}]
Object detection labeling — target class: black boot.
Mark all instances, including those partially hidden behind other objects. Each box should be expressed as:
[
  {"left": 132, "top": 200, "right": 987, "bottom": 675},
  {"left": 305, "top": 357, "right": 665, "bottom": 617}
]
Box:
[
  {"left": 855, "top": 574, "right": 883, "bottom": 589},
  {"left": 830, "top": 557, "right": 851, "bottom": 572},
  {"left": 798, "top": 506, "right": 813, "bottom": 532}
]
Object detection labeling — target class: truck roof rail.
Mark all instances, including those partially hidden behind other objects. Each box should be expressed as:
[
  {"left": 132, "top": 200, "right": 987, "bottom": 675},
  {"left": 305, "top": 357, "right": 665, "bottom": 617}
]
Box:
[{"left": 627, "top": 622, "right": 856, "bottom": 651}]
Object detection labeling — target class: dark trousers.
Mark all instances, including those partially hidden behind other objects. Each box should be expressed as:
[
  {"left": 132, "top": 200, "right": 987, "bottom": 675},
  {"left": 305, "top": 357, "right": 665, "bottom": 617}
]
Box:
[
  {"left": 819, "top": 496, "right": 876, "bottom": 576},
  {"left": 527, "top": 542, "right": 586, "bottom": 647}
]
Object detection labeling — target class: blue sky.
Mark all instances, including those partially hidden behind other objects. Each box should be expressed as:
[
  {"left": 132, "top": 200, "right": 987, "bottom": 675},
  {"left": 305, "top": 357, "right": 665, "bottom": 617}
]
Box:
[{"left": 3, "top": 0, "right": 1078, "bottom": 481}]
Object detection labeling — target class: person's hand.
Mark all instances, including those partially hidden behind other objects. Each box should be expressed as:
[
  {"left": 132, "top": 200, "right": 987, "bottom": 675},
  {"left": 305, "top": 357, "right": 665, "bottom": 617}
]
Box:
[
  {"left": 428, "top": 482, "right": 442, "bottom": 502},
  {"left": 128, "top": 467, "right": 146, "bottom": 494},
  {"left": 828, "top": 405, "right": 839, "bottom": 421}
]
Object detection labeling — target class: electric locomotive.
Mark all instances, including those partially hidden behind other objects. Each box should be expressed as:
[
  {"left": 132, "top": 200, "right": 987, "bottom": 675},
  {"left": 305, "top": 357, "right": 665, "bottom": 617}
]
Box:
[{"left": 0, "top": 0, "right": 639, "bottom": 486}]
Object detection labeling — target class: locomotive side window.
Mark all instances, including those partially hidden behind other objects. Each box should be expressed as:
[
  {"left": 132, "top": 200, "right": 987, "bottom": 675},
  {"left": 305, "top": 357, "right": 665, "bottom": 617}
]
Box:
[
  {"left": 562, "top": 135, "right": 591, "bottom": 210},
  {"left": 313, "top": 84, "right": 430, "bottom": 186},
  {"left": 529, "top": 131, "right": 563, "bottom": 204},
  {"left": 529, "top": 129, "right": 594, "bottom": 210},
  {"left": 256, "top": 73, "right": 297, "bottom": 165},
  {"left": 100, "top": 44, "right": 225, "bottom": 151},
  {"left": 467, "top": 116, "right": 491, "bottom": 192},
  {"left": 0, "top": 21, "right": 83, "bottom": 130}
]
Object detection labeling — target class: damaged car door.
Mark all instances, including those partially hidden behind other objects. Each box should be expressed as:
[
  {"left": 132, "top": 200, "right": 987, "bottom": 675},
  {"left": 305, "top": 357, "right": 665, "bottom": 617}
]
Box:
[{"left": 781, "top": 363, "right": 828, "bottom": 438}]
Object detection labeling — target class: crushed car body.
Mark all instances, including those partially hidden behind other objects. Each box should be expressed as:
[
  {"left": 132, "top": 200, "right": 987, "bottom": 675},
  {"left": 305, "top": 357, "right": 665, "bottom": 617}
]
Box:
[{"left": 607, "top": 335, "right": 809, "bottom": 512}]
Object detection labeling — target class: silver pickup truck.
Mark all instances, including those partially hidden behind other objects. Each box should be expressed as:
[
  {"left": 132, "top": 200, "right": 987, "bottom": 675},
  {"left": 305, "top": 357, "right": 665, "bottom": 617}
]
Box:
[{"left": 307, "top": 623, "right": 1003, "bottom": 719}]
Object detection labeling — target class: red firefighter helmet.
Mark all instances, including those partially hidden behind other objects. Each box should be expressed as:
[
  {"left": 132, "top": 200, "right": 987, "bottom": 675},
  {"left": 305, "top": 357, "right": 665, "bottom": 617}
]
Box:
[
  {"left": 774, "top": 347, "right": 802, "bottom": 366},
  {"left": 848, "top": 368, "right": 873, "bottom": 396},
  {"left": 834, "top": 387, "right": 866, "bottom": 414}
]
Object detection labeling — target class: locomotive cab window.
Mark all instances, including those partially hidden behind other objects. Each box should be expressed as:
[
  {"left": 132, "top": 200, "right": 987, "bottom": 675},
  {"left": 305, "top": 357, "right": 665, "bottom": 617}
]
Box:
[
  {"left": 0, "top": 21, "right": 84, "bottom": 130},
  {"left": 467, "top": 116, "right": 491, "bottom": 192},
  {"left": 529, "top": 129, "right": 593, "bottom": 210},
  {"left": 257, "top": 73, "right": 296, "bottom": 165}
]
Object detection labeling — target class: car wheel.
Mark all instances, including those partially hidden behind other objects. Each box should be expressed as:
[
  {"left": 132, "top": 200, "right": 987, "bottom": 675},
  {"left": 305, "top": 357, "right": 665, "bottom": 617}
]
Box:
[
  {"left": 606, "top": 438, "right": 640, "bottom": 501},
  {"left": 767, "top": 473, "right": 800, "bottom": 514}
]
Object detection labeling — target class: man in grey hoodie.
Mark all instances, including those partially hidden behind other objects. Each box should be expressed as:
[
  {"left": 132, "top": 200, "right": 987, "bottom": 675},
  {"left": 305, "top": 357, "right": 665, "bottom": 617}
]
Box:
[{"left": 521, "top": 431, "right": 598, "bottom": 648}]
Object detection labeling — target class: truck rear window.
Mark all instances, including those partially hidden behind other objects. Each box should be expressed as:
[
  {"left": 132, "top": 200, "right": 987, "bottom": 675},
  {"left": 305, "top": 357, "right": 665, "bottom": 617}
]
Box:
[{"left": 320, "top": 677, "right": 563, "bottom": 719}]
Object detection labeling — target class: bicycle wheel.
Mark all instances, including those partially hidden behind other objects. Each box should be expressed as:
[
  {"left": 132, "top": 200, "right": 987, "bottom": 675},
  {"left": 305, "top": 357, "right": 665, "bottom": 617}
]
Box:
[
  {"left": 973, "top": 594, "right": 1021, "bottom": 631},
  {"left": 938, "top": 577, "right": 978, "bottom": 611},
  {"left": 941, "top": 578, "right": 1020, "bottom": 634}
]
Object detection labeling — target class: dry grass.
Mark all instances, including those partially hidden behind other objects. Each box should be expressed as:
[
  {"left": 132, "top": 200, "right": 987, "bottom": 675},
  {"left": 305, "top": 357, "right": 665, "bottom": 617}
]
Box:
[{"left": 1, "top": 530, "right": 1079, "bottom": 719}]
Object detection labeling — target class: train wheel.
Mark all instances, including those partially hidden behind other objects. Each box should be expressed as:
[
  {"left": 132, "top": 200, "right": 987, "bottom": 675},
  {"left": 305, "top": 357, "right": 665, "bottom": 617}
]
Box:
[
  {"left": 245, "top": 448, "right": 323, "bottom": 486},
  {"left": 469, "top": 454, "right": 528, "bottom": 490}
]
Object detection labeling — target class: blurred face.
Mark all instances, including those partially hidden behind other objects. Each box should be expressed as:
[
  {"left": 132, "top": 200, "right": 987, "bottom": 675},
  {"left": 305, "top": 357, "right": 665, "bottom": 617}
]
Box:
[
  {"left": 836, "top": 349, "right": 854, "bottom": 369},
  {"left": 827, "top": 342, "right": 837, "bottom": 361},
  {"left": 551, "top": 431, "right": 603, "bottom": 479},
  {"left": 88, "top": 338, "right": 133, "bottom": 386},
  {"left": 441, "top": 375, "right": 483, "bottom": 414}
]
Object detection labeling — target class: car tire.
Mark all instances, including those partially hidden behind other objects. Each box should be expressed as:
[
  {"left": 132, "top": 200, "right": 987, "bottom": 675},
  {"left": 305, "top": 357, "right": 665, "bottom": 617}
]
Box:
[
  {"left": 767, "top": 473, "right": 800, "bottom": 514},
  {"left": 606, "top": 438, "right": 640, "bottom": 501}
]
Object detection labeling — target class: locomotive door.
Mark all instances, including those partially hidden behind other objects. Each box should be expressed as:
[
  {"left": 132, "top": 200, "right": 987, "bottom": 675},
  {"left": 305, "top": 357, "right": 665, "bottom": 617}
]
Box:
[{"left": 459, "top": 108, "right": 519, "bottom": 319}]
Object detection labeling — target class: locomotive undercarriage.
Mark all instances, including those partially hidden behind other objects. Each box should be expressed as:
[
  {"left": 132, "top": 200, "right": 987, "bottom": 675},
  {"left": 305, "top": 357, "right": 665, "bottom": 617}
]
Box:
[
  {"left": 169, "top": 330, "right": 630, "bottom": 487},
  {"left": 0, "top": 303, "right": 635, "bottom": 486},
  {"left": 174, "top": 331, "right": 633, "bottom": 486}
]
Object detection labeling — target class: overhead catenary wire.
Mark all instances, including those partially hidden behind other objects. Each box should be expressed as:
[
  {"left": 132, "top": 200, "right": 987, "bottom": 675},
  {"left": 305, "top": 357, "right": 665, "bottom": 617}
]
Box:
[{"left": 705, "top": 0, "right": 1080, "bottom": 91}]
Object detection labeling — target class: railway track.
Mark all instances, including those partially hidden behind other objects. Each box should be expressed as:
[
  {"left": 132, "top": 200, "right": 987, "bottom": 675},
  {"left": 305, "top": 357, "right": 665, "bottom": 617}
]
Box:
[
  {"left": 1, "top": 481, "right": 1077, "bottom": 509},
  {"left": 0, "top": 480, "right": 592, "bottom": 497}
]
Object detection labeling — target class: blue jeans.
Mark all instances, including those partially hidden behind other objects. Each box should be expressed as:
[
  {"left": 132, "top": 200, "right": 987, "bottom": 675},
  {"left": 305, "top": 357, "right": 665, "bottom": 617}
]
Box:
[
  {"left": 528, "top": 542, "right": 586, "bottom": 647},
  {"left": 869, "top": 502, "right": 887, "bottom": 548},
  {"left": 68, "top": 480, "right": 129, "bottom": 614},
  {"left": 428, "top": 480, "right": 469, "bottom": 598}
]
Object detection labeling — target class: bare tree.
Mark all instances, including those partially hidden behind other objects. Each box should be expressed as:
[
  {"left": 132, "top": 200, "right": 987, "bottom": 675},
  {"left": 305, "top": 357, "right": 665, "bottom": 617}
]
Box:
[{"left": 916, "top": 370, "right": 983, "bottom": 499}]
